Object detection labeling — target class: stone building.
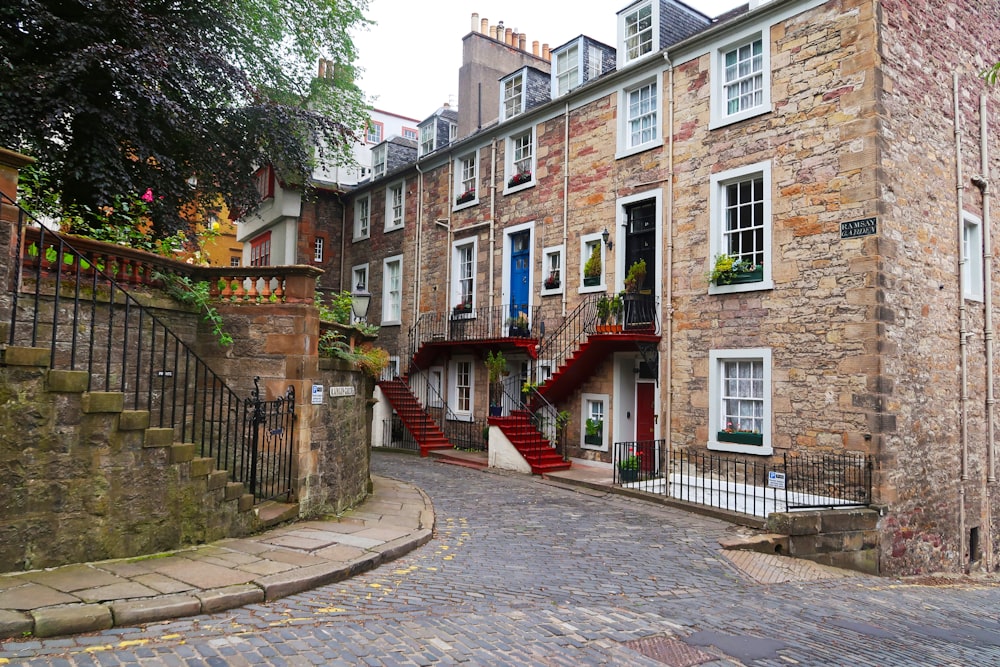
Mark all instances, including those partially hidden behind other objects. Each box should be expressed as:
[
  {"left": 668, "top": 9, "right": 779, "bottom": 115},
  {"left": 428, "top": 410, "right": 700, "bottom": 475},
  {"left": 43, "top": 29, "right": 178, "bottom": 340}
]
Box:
[{"left": 274, "top": 0, "right": 1000, "bottom": 576}]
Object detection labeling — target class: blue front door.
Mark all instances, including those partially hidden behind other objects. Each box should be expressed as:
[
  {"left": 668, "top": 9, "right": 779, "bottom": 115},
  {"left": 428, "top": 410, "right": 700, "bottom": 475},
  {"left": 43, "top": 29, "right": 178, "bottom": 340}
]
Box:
[{"left": 509, "top": 231, "right": 530, "bottom": 322}]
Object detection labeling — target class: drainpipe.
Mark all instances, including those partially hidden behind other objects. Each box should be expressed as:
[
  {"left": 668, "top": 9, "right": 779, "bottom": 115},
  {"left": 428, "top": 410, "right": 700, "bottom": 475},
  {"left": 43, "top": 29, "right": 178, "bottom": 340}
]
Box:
[
  {"left": 973, "top": 92, "right": 995, "bottom": 571},
  {"left": 954, "top": 73, "right": 968, "bottom": 570},
  {"left": 414, "top": 162, "right": 424, "bottom": 323},
  {"left": 340, "top": 195, "right": 347, "bottom": 291},
  {"left": 489, "top": 138, "right": 498, "bottom": 310},
  {"left": 664, "top": 54, "right": 675, "bottom": 487},
  {"left": 562, "top": 102, "right": 570, "bottom": 317}
]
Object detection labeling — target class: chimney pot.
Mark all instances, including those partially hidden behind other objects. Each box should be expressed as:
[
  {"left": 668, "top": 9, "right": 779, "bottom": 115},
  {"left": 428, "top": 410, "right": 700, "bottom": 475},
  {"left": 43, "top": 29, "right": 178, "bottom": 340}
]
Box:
[
  {"left": 481, "top": 17, "right": 488, "bottom": 33},
  {"left": 490, "top": 24, "right": 498, "bottom": 40},
  {"left": 505, "top": 28, "right": 513, "bottom": 45},
  {"left": 471, "top": 13, "right": 479, "bottom": 32},
  {"left": 532, "top": 40, "right": 539, "bottom": 57},
  {"left": 542, "top": 44, "right": 550, "bottom": 61},
  {"left": 518, "top": 33, "right": 526, "bottom": 51}
]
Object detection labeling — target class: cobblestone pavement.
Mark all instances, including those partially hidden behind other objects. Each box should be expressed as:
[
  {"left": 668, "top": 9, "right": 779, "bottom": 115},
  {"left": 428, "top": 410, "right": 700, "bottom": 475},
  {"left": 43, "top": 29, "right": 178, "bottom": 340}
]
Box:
[{"left": 4, "top": 451, "right": 1000, "bottom": 666}]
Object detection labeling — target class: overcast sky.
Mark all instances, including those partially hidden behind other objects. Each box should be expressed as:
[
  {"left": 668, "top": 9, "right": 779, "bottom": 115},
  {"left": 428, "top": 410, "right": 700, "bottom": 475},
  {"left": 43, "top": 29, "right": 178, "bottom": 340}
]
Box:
[{"left": 352, "top": 0, "right": 747, "bottom": 121}]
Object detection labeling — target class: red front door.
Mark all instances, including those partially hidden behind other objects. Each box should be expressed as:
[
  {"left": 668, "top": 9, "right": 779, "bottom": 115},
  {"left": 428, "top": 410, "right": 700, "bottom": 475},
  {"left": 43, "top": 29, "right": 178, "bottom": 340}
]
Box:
[{"left": 636, "top": 382, "right": 655, "bottom": 441}]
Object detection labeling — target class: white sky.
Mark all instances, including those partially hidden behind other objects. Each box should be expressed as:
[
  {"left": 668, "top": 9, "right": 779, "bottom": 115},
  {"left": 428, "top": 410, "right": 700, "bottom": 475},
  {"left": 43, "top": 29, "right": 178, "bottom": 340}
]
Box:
[{"left": 352, "top": 0, "right": 747, "bottom": 121}]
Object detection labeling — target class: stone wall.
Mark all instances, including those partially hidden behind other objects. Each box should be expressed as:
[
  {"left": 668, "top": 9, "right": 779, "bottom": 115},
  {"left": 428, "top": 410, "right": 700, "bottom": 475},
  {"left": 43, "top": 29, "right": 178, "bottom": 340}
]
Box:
[
  {"left": 876, "top": 0, "right": 1000, "bottom": 574},
  {"left": 766, "top": 508, "right": 879, "bottom": 575}
]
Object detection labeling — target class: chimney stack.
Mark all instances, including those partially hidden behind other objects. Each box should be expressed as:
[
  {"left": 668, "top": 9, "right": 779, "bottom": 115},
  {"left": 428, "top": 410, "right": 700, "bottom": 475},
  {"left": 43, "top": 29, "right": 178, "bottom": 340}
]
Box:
[{"left": 471, "top": 12, "right": 479, "bottom": 32}]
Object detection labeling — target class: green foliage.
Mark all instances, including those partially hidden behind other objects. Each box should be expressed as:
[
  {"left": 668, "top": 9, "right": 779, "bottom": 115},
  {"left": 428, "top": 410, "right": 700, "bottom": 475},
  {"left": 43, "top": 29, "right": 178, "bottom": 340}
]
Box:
[
  {"left": 556, "top": 410, "right": 571, "bottom": 431},
  {"left": 624, "top": 258, "right": 646, "bottom": 292},
  {"left": 0, "top": 0, "right": 371, "bottom": 238},
  {"left": 156, "top": 274, "right": 233, "bottom": 347},
  {"left": 619, "top": 453, "right": 640, "bottom": 471},
  {"left": 583, "top": 244, "right": 602, "bottom": 278},
  {"left": 707, "top": 253, "right": 758, "bottom": 285},
  {"left": 596, "top": 294, "right": 611, "bottom": 322},
  {"left": 317, "top": 330, "right": 389, "bottom": 378},
  {"left": 585, "top": 417, "right": 602, "bottom": 437},
  {"left": 983, "top": 62, "right": 1000, "bottom": 85},
  {"left": 485, "top": 350, "right": 507, "bottom": 383},
  {"left": 316, "top": 290, "right": 379, "bottom": 336}
]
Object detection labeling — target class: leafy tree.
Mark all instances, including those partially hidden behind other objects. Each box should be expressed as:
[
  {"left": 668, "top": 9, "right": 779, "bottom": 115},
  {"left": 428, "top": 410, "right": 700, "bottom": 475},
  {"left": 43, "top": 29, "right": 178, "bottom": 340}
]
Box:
[
  {"left": 0, "top": 0, "right": 371, "bottom": 237},
  {"left": 984, "top": 62, "right": 1000, "bottom": 85}
]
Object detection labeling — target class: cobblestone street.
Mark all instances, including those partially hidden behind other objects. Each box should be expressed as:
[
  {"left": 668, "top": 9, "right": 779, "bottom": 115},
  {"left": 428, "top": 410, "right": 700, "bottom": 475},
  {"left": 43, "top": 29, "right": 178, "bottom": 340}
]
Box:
[{"left": 4, "top": 451, "right": 1000, "bottom": 666}]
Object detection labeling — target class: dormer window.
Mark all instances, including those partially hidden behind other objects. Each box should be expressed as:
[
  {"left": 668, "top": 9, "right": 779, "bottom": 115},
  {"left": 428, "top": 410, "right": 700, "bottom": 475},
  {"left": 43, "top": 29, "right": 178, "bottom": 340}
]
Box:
[
  {"left": 619, "top": 1, "right": 655, "bottom": 66},
  {"left": 372, "top": 144, "right": 386, "bottom": 179},
  {"left": 501, "top": 71, "right": 525, "bottom": 121},
  {"left": 419, "top": 123, "right": 435, "bottom": 156},
  {"left": 553, "top": 43, "right": 580, "bottom": 97}
]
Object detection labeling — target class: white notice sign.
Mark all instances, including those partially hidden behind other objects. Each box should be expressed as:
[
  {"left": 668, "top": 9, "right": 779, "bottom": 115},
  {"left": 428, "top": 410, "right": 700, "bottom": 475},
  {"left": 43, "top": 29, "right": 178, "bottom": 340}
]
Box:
[
  {"left": 767, "top": 471, "right": 786, "bottom": 490},
  {"left": 329, "top": 386, "right": 356, "bottom": 397},
  {"left": 311, "top": 384, "right": 324, "bottom": 405}
]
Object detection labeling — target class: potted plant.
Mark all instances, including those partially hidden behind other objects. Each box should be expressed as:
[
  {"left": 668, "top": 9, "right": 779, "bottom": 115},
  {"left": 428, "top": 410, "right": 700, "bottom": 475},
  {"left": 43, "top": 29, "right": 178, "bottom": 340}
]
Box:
[
  {"left": 623, "top": 259, "right": 647, "bottom": 293},
  {"left": 708, "top": 253, "right": 763, "bottom": 286},
  {"left": 583, "top": 244, "right": 601, "bottom": 286},
  {"left": 609, "top": 292, "right": 624, "bottom": 332},
  {"left": 595, "top": 294, "right": 611, "bottom": 332},
  {"left": 508, "top": 311, "right": 529, "bottom": 337},
  {"left": 618, "top": 450, "right": 641, "bottom": 483},
  {"left": 584, "top": 417, "right": 602, "bottom": 445},
  {"left": 453, "top": 299, "right": 473, "bottom": 316},
  {"left": 485, "top": 350, "right": 507, "bottom": 416},
  {"left": 456, "top": 188, "right": 476, "bottom": 205},
  {"left": 544, "top": 272, "right": 560, "bottom": 290}
]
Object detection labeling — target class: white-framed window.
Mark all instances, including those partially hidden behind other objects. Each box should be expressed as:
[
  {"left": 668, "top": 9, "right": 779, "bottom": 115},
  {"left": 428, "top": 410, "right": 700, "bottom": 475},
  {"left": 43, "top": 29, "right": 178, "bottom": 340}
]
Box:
[
  {"left": 382, "top": 254, "right": 402, "bottom": 325},
  {"left": 964, "top": 211, "right": 984, "bottom": 301},
  {"left": 618, "top": 1, "right": 655, "bottom": 67},
  {"left": 419, "top": 123, "right": 435, "bottom": 156},
  {"left": 541, "top": 245, "right": 564, "bottom": 295},
  {"left": 452, "top": 239, "right": 477, "bottom": 314},
  {"left": 385, "top": 182, "right": 404, "bottom": 231},
  {"left": 709, "top": 348, "right": 772, "bottom": 455},
  {"left": 553, "top": 43, "right": 580, "bottom": 97},
  {"left": 580, "top": 233, "right": 605, "bottom": 293},
  {"left": 402, "top": 126, "right": 418, "bottom": 141},
  {"left": 581, "top": 393, "right": 609, "bottom": 451},
  {"left": 313, "top": 236, "right": 325, "bottom": 262},
  {"left": 588, "top": 44, "right": 604, "bottom": 78},
  {"left": 505, "top": 128, "right": 535, "bottom": 192},
  {"left": 372, "top": 144, "right": 387, "bottom": 179},
  {"left": 709, "top": 161, "right": 772, "bottom": 294},
  {"left": 711, "top": 29, "right": 770, "bottom": 128},
  {"left": 449, "top": 123, "right": 458, "bottom": 142},
  {"left": 230, "top": 256, "right": 241, "bottom": 267},
  {"left": 537, "top": 359, "right": 554, "bottom": 384},
  {"left": 353, "top": 195, "right": 370, "bottom": 240},
  {"left": 450, "top": 356, "right": 474, "bottom": 420},
  {"left": 454, "top": 153, "right": 478, "bottom": 208},
  {"left": 618, "top": 78, "right": 660, "bottom": 156},
  {"left": 366, "top": 120, "right": 383, "bottom": 144},
  {"left": 501, "top": 71, "right": 525, "bottom": 121}
]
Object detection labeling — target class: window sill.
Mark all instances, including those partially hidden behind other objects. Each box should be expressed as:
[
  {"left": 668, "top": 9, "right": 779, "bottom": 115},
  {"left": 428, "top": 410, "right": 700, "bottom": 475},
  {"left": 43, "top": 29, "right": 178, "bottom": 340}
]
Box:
[
  {"left": 708, "top": 438, "right": 772, "bottom": 456},
  {"left": 709, "top": 105, "right": 771, "bottom": 131},
  {"left": 447, "top": 414, "right": 474, "bottom": 423},
  {"left": 579, "top": 282, "right": 606, "bottom": 295},
  {"left": 615, "top": 138, "right": 662, "bottom": 161},
  {"left": 380, "top": 319, "right": 401, "bottom": 327},
  {"left": 541, "top": 286, "right": 563, "bottom": 297},
  {"left": 503, "top": 180, "right": 535, "bottom": 196},
  {"left": 352, "top": 234, "right": 370, "bottom": 243},
  {"left": 581, "top": 438, "right": 608, "bottom": 452},
  {"left": 709, "top": 278, "right": 773, "bottom": 296},
  {"left": 384, "top": 224, "right": 404, "bottom": 233}
]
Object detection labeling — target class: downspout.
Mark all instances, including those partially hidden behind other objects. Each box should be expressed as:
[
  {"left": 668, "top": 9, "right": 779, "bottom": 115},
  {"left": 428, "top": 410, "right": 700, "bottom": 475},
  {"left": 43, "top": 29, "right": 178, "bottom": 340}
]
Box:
[
  {"left": 489, "top": 138, "right": 498, "bottom": 310},
  {"left": 414, "top": 162, "right": 424, "bottom": 324},
  {"left": 974, "top": 92, "right": 995, "bottom": 571},
  {"left": 954, "top": 73, "right": 968, "bottom": 570},
  {"left": 340, "top": 195, "right": 348, "bottom": 291},
  {"left": 664, "top": 55, "right": 675, "bottom": 489},
  {"left": 446, "top": 155, "right": 454, "bottom": 311},
  {"left": 562, "top": 102, "right": 570, "bottom": 317}
]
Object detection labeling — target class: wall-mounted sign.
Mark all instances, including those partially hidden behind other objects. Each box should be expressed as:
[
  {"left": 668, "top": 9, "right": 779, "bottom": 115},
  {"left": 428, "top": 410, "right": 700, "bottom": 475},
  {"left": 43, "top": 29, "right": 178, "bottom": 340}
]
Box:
[
  {"left": 311, "top": 384, "right": 324, "bottom": 405},
  {"left": 767, "top": 470, "right": 786, "bottom": 490},
  {"left": 840, "top": 217, "right": 877, "bottom": 239},
  {"left": 329, "top": 386, "right": 356, "bottom": 398}
]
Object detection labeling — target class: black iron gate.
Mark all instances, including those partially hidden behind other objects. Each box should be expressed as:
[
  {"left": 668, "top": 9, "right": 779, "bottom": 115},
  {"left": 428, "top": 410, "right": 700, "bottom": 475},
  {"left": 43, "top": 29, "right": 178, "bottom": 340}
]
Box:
[{"left": 242, "top": 377, "right": 296, "bottom": 502}]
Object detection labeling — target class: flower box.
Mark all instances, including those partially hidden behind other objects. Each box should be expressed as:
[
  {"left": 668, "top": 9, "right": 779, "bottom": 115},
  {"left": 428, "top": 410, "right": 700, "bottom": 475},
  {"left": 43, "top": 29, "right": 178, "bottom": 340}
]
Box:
[
  {"left": 583, "top": 276, "right": 600, "bottom": 287},
  {"left": 717, "top": 430, "right": 763, "bottom": 446},
  {"left": 584, "top": 434, "right": 602, "bottom": 446},
  {"left": 618, "top": 468, "right": 639, "bottom": 483},
  {"left": 729, "top": 265, "right": 764, "bottom": 284},
  {"left": 508, "top": 172, "right": 532, "bottom": 187},
  {"left": 455, "top": 190, "right": 476, "bottom": 205}
]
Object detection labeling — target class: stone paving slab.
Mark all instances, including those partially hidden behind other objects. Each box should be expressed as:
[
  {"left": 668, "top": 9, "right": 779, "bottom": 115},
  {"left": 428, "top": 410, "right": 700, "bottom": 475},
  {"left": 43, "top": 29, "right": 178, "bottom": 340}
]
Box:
[{"left": 0, "top": 475, "right": 435, "bottom": 640}]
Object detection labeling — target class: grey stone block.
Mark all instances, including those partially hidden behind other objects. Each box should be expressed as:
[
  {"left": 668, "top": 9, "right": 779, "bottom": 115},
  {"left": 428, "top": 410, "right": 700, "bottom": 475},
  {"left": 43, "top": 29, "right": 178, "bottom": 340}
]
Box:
[
  {"left": 109, "top": 594, "right": 201, "bottom": 626},
  {"left": 31, "top": 604, "right": 113, "bottom": 638},
  {"left": 196, "top": 584, "right": 264, "bottom": 614}
]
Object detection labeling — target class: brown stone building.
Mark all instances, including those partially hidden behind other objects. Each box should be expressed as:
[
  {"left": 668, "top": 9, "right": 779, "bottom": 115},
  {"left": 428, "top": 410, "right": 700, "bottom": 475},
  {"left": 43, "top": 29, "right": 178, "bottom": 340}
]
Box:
[{"left": 265, "top": 0, "right": 1000, "bottom": 576}]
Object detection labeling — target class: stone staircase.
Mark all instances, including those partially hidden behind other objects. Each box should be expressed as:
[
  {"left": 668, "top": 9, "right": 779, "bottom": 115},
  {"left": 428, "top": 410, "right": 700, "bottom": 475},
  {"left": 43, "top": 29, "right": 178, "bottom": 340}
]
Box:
[
  {"left": 377, "top": 377, "right": 452, "bottom": 456},
  {"left": 488, "top": 410, "right": 571, "bottom": 474}
]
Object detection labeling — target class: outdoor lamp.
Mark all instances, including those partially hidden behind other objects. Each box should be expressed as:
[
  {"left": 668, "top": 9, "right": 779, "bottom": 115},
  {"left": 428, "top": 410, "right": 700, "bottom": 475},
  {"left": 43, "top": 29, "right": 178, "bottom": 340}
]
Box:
[
  {"left": 602, "top": 228, "right": 613, "bottom": 251},
  {"left": 351, "top": 281, "right": 371, "bottom": 320}
]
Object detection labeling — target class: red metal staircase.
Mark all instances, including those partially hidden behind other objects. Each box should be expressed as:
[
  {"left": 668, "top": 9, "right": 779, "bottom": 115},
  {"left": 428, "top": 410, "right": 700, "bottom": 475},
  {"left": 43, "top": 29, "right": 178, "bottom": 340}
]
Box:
[
  {"left": 378, "top": 378, "right": 452, "bottom": 457},
  {"left": 488, "top": 411, "right": 571, "bottom": 474}
]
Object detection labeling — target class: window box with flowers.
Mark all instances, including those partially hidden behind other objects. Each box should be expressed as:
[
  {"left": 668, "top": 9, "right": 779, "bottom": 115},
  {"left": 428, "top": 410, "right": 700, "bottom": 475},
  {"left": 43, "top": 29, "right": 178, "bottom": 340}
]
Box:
[
  {"left": 508, "top": 171, "right": 532, "bottom": 188},
  {"left": 544, "top": 273, "right": 561, "bottom": 290},
  {"left": 584, "top": 418, "right": 603, "bottom": 446},
  {"left": 455, "top": 189, "right": 476, "bottom": 206},
  {"left": 708, "top": 253, "right": 763, "bottom": 286},
  {"left": 452, "top": 301, "right": 473, "bottom": 318},
  {"left": 717, "top": 427, "right": 763, "bottom": 446}
]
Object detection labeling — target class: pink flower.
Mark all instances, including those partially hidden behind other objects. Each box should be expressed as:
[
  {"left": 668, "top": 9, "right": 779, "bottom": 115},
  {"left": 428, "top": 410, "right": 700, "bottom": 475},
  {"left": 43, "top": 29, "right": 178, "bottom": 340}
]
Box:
[{"left": 141, "top": 188, "right": 154, "bottom": 203}]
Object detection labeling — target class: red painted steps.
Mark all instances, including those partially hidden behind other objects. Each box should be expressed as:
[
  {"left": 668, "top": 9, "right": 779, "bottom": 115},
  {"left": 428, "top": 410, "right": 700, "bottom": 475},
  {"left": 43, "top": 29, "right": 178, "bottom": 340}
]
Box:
[
  {"left": 488, "top": 412, "right": 571, "bottom": 474},
  {"left": 377, "top": 378, "right": 452, "bottom": 456}
]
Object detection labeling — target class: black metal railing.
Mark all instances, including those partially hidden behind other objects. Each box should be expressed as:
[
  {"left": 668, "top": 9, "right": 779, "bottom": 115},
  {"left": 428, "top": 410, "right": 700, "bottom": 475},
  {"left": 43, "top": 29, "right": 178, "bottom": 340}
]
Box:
[
  {"left": 378, "top": 414, "right": 420, "bottom": 451},
  {"left": 535, "top": 294, "right": 600, "bottom": 382},
  {"left": 612, "top": 442, "right": 873, "bottom": 518},
  {"left": 442, "top": 417, "right": 490, "bottom": 452},
  {"left": 3, "top": 193, "right": 290, "bottom": 500},
  {"left": 242, "top": 378, "right": 296, "bottom": 502},
  {"left": 408, "top": 303, "right": 541, "bottom": 367}
]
